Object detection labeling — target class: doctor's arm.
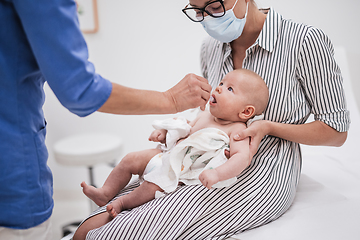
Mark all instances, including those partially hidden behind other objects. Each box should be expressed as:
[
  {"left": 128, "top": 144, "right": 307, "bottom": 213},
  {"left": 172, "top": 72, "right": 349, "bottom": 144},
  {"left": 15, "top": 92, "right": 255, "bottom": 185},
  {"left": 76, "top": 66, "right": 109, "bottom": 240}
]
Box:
[
  {"left": 98, "top": 74, "right": 211, "bottom": 115},
  {"left": 14, "top": 0, "right": 211, "bottom": 117}
]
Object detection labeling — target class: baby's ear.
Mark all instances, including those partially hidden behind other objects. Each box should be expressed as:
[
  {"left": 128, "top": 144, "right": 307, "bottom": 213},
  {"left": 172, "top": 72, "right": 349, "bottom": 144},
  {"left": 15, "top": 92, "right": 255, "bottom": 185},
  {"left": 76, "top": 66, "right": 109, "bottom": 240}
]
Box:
[{"left": 239, "top": 106, "right": 255, "bottom": 119}]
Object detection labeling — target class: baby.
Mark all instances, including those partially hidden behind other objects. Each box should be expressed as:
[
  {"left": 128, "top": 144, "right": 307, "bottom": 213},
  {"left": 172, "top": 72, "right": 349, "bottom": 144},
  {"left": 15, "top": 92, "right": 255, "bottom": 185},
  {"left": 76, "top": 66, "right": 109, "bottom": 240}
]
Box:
[{"left": 81, "top": 69, "right": 269, "bottom": 218}]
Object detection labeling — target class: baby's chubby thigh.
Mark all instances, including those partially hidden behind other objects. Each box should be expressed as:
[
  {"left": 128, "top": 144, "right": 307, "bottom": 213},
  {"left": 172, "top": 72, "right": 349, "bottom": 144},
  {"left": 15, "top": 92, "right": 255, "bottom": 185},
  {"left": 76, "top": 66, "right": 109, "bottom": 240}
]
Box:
[
  {"left": 142, "top": 150, "right": 164, "bottom": 176},
  {"left": 120, "top": 148, "right": 162, "bottom": 176}
]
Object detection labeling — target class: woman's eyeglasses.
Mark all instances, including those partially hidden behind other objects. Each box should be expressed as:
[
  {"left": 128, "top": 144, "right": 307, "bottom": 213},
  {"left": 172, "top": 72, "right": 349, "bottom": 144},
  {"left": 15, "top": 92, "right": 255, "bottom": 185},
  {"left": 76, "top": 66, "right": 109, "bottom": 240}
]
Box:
[{"left": 182, "top": 0, "right": 226, "bottom": 22}]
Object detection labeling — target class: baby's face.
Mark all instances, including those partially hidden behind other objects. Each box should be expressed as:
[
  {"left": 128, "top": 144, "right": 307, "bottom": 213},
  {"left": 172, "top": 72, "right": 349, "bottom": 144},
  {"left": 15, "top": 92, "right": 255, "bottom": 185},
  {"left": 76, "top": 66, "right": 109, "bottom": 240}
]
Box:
[{"left": 209, "top": 72, "right": 251, "bottom": 121}]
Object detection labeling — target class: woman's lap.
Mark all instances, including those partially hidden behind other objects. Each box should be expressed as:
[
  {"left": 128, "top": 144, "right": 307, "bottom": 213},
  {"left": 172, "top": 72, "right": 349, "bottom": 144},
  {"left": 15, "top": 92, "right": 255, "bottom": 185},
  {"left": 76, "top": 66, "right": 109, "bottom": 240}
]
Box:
[{"left": 83, "top": 169, "right": 297, "bottom": 240}]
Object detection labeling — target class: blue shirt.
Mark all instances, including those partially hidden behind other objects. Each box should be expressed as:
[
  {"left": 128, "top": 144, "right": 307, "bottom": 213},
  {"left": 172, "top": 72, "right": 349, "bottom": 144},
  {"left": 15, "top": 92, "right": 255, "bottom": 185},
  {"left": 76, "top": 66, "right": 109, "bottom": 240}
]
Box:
[{"left": 0, "top": 0, "right": 112, "bottom": 229}]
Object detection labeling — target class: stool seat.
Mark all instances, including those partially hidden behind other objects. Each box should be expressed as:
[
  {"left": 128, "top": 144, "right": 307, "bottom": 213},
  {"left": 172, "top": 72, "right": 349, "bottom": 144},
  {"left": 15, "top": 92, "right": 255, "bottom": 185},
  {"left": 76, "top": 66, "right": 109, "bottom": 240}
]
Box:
[
  {"left": 53, "top": 133, "right": 123, "bottom": 167},
  {"left": 54, "top": 133, "right": 123, "bottom": 239}
]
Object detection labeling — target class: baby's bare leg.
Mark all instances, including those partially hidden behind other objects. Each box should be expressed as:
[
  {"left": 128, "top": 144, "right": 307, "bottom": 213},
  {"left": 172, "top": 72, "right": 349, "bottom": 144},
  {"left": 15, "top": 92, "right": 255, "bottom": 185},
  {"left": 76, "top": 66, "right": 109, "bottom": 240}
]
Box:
[
  {"left": 82, "top": 148, "right": 161, "bottom": 206},
  {"left": 73, "top": 212, "right": 112, "bottom": 240},
  {"left": 73, "top": 181, "right": 162, "bottom": 240},
  {"left": 106, "top": 181, "right": 163, "bottom": 218}
]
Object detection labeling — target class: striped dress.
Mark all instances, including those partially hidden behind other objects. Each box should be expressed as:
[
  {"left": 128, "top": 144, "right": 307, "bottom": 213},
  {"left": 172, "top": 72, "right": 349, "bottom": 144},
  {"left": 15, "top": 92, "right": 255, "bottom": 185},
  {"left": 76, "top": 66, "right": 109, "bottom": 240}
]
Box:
[{"left": 84, "top": 8, "right": 350, "bottom": 240}]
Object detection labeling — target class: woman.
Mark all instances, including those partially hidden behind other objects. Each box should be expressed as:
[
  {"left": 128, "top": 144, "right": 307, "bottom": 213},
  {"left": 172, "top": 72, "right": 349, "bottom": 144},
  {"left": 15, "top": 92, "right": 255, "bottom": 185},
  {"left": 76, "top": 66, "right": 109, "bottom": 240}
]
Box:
[{"left": 75, "top": 0, "right": 350, "bottom": 239}]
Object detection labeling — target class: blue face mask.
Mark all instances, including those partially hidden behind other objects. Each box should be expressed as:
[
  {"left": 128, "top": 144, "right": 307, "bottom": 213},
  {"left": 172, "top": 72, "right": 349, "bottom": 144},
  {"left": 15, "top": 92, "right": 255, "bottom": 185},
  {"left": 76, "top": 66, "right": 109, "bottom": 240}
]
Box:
[{"left": 201, "top": 0, "right": 248, "bottom": 43}]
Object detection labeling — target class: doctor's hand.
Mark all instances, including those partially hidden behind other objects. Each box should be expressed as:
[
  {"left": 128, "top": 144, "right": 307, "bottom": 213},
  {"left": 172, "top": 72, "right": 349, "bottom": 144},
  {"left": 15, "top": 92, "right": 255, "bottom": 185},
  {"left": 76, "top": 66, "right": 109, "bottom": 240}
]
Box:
[
  {"left": 165, "top": 74, "right": 211, "bottom": 112},
  {"left": 233, "top": 120, "right": 270, "bottom": 159}
]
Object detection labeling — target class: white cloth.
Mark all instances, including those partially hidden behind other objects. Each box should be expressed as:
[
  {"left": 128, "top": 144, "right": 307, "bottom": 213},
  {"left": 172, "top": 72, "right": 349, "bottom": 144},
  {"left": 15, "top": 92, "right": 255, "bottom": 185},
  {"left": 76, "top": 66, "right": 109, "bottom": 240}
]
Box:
[
  {"left": 246, "top": 113, "right": 264, "bottom": 127},
  {"left": 144, "top": 127, "right": 237, "bottom": 193},
  {"left": 152, "top": 117, "right": 191, "bottom": 151},
  {"left": 0, "top": 217, "right": 52, "bottom": 240}
]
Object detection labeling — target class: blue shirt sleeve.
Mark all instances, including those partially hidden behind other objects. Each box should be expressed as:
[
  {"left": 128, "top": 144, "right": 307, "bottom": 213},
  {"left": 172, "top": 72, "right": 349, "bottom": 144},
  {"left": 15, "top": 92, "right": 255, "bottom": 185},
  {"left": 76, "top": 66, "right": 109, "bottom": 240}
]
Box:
[{"left": 12, "top": 0, "right": 112, "bottom": 117}]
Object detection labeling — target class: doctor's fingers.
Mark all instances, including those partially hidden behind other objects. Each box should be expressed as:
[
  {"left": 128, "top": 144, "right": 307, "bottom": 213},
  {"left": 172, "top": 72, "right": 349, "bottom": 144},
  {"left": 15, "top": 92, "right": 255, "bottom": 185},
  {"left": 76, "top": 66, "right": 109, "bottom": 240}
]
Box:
[
  {"left": 177, "top": 74, "right": 210, "bottom": 111},
  {"left": 196, "top": 75, "right": 212, "bottom": 93},
  {"left": 192, "top": 76, "right": 211, "bottom": 111},
  {"left": 175, "top": 89, "right": 209, "bottom": 112},
  {"left": 196, "top": 76, "right": 212, "bottom": 100}
]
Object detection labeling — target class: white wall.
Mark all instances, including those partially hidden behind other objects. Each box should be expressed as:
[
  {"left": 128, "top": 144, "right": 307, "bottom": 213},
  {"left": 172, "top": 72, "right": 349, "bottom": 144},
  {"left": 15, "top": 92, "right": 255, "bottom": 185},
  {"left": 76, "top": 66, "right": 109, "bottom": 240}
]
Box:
[{"left": 45, "top": 0, "right": 360, "bottom": 194}]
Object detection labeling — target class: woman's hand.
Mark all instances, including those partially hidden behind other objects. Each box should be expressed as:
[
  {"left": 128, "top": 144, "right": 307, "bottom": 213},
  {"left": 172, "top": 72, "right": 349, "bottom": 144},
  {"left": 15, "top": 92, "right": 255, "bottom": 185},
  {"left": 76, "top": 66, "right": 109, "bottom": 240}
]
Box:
[
  {"left": 233, "top": 120, "right": 270, "bottom": 159},
  {"left": 148, "top": 129, "right": 167, "bottom": 144},
  {"left": 232, "top": 119, "right": 347, "bottom": 158}
]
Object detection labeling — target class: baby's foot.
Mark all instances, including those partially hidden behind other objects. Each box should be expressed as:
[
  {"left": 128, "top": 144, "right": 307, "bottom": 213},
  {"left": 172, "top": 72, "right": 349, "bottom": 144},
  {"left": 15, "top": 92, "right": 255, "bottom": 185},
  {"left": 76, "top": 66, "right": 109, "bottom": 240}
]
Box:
[
  {"left": 81, "top": 181, "right": 109, "bottom": 207},
  {"left": 106, "top": 200, "right": 124, "bottom": 218}
]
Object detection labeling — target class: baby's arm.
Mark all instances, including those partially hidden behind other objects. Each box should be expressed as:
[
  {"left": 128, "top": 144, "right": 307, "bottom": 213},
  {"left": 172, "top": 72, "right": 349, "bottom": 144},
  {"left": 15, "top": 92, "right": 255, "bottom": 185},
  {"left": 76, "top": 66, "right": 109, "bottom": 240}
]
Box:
[
  {"left": 148, "top": 129, "right": 167, "bottom": 144},
  {"left": 149, "top": 113, "right": 202, "bottom": 149},
  {"left": 149, "top": 115, "right": 198, "bottom": 144},
  {"left": 199, "top": 124, "right": 251, "bottom": 189}
]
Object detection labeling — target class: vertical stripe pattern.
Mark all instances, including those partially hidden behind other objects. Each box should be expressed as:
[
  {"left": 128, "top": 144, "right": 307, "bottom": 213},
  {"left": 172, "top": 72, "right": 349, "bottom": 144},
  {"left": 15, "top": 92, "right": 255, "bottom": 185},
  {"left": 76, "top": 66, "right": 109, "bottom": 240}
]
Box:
[{"left": 84, "top": 8, "right": 350, "bottom": 240}]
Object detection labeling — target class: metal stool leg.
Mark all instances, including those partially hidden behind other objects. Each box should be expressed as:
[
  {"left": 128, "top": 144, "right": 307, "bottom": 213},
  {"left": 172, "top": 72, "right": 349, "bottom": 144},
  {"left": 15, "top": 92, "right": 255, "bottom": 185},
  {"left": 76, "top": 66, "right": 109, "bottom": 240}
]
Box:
[
  {"left": 88, "top": 166, "right": 95, "bottom": 187},
  {"left": 88, "top": 166, "right": 99, "bottom": 212}
]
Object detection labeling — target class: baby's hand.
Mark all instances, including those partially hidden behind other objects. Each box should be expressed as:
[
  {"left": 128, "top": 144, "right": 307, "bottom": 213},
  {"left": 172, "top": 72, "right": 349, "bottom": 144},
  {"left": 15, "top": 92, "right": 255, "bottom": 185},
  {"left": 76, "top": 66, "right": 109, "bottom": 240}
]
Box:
[
  {"left": 199, "top": 169, "right": 219, "bottom": 189},
  {"left": 148, "top": 129, "right": 167, "bottom": 144}
]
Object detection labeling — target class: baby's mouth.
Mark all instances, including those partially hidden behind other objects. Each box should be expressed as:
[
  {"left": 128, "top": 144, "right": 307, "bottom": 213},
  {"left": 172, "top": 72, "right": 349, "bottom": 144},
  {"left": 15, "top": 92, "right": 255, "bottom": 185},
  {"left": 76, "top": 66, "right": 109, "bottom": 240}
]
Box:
[{"left": 210, "top": 95, "right": 217, "bottom": 104}]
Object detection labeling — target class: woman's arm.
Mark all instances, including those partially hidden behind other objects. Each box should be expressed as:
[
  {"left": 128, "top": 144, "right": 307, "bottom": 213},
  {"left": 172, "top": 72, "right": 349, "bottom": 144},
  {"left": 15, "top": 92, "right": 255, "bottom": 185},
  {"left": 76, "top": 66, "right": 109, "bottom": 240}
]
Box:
[
  {"left": 267, "top": 120, "right": 347, "bottom": 147},
  {"left": 235, "top": 120, "right": 347, "bottom": 158},
  {"left": 233, "top": 28, "right": 350, "bottom": 159}
]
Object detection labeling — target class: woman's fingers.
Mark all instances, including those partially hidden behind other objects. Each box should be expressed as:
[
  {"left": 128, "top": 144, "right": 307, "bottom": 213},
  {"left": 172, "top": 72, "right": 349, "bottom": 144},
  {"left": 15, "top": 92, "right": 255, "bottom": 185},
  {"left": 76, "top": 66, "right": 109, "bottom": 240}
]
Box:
[{"left": 232, "top": 120, "right": 270, "bottom": 158}]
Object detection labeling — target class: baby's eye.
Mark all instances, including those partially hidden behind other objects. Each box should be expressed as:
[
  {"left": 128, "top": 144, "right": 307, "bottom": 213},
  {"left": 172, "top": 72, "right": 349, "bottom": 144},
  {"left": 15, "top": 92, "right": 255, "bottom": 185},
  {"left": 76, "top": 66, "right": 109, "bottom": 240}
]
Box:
[
  {"left": 219, "top": 82, "right": 223, "bottom": 86},
  {"left": 228, "top": 87, "right": 233, "bottom": 92}
]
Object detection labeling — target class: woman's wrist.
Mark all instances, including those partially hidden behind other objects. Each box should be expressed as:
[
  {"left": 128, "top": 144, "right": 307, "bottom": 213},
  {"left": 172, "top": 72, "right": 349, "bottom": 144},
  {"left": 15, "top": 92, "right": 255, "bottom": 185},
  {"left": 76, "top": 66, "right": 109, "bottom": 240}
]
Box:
[{"left": 264, "top": 120, "right": 275, "bottom": 136}]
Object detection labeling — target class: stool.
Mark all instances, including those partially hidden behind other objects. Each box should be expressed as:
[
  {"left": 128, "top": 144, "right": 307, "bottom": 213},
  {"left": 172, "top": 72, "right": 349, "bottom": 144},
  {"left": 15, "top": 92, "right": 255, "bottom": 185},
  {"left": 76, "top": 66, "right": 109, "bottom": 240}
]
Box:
[{"left": 53, "top": 133, "right": 123, "bottom": 238}]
